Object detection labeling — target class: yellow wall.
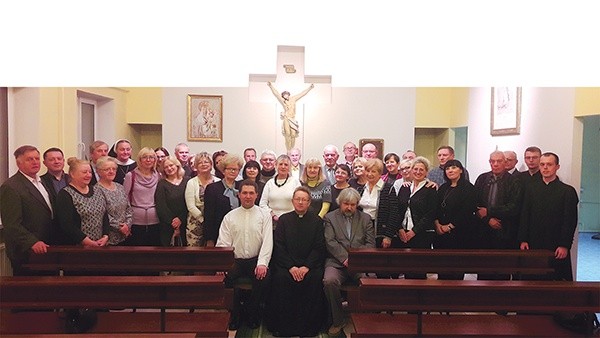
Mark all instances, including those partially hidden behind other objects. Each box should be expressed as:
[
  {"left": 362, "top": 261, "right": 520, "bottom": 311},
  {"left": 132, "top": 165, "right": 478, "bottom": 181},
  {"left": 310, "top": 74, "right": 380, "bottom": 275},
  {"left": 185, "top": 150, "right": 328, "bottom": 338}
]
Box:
[
  {"left": 125, "top": 87, "right": 162, "bottom": 124},
  {"left": 575, "top": 87, "right": 600, "bottom": 117},
  {"left": 12, "top": 87, "right": 131, "bottom": 159},
  {"left": 415, "top": 87, "right": 470, "bottom": 128}
]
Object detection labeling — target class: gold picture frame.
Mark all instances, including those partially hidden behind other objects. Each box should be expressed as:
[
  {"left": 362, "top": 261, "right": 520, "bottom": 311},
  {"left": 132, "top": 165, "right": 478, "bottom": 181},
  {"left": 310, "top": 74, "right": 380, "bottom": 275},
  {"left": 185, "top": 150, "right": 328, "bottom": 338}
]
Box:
[
  {"left": 490, "top": 87, "right": 521, "bottom": 136},
  {"left": 358, "top": 138, "right": 384, "bottom": 160},
  {"left": 187, "top": 94, "right": 223, "bottom": 142}
]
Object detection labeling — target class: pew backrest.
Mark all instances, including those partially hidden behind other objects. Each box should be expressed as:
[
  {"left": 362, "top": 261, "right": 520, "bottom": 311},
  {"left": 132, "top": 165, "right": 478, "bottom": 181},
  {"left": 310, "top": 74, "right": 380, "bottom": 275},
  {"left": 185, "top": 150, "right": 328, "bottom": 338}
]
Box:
[
  {"left": 22, "top": 246, "right": 234, "bottom": 274},
  {"left": 347, "top": 248, "right": 555, "bottom": 275}
]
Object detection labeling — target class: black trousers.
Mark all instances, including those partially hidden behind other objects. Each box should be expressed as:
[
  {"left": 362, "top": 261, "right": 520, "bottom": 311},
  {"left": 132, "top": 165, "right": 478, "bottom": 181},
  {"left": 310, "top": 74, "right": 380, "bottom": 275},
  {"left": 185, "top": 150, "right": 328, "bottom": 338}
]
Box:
[{"left": 224, "top": 257, "right": 271, "bottom": 321}]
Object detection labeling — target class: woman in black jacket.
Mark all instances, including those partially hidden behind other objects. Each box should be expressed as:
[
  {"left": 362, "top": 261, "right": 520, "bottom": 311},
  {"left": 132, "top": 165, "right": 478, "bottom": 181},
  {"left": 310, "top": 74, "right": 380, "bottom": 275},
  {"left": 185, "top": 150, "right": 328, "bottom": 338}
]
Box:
[
  {"left": 203, "top": 154, "right": 243, "bottom": 246},
  {"left": 391, "top": 156, "right": 437, "bottom": 279},
  {"left": 434, "top": 159, "right": 477, "bottom": 280}
]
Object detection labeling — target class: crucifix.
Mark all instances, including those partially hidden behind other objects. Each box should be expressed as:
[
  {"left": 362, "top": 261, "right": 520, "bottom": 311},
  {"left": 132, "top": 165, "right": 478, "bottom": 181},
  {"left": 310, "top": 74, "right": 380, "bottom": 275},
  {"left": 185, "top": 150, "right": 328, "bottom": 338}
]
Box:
[{"left": 249, "top": 45, "right": 331, "bottom": 153}]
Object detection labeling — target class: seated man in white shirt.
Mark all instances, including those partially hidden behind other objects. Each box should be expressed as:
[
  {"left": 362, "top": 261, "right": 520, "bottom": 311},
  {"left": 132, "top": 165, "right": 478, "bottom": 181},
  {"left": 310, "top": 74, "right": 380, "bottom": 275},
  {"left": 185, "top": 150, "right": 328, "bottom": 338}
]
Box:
[{"left": 216, "top": 180, "right": 273, "bottom": 330}]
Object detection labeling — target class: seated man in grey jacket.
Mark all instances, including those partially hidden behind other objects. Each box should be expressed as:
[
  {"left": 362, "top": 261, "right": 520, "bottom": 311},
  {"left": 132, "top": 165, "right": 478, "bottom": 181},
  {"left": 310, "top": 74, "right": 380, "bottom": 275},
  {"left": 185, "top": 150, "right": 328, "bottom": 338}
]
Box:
[{"left": 322, "top": 187, "right": 375, "bottom": 336}]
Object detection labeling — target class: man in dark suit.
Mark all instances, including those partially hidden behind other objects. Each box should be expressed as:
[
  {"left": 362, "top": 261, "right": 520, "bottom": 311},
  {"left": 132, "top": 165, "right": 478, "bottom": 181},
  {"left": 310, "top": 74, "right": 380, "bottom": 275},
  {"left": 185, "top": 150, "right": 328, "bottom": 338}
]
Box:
[
  {"left": 40, "top": 147, "right": 70, "bottom": 201},
  {"left": 0, "top": 145, "right": 55, "bottom": 275},
  {"left": 474, "top": 150, "right": 522, "bottom": 280},
  {"left": 323, "top": 187, "right": 375, "bottom": 335}
]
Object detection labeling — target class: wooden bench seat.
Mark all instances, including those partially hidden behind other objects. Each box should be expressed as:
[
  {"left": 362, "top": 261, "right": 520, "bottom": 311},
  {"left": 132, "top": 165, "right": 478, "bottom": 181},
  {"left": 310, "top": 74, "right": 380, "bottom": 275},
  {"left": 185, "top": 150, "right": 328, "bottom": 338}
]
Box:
[
  {"left": 0, "top": 335, "right": 199, "bottom": 338},
  {"left": 1, "top": 311, "right": 229, "bottom": 336},
  {"left": 0, "top": 275, "right": 231, "bottom": 336},
  {"left": 350, "top": 279, "right": 600, "bottom": 337},
  {"left": 351, "top": 313, "right": 587, "bottom": 337}
]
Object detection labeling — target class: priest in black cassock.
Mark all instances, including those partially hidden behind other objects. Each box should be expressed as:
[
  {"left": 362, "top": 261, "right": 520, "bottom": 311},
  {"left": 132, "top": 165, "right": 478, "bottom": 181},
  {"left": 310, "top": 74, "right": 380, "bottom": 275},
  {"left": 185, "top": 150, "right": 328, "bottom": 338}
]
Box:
[
  {"left": 267, "top": 186, "right": 327, "bottom": 337},
  {"left": 518, "top": 152, "right": 579, "bottom": 281}
]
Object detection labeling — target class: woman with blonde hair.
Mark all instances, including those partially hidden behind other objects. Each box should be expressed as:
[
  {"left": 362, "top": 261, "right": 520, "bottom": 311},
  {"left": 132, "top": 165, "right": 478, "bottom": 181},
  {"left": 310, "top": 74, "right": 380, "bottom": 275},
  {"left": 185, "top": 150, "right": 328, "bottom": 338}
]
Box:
[
  {"left": 391, "top": 156, "right": 437, "bottom": 279},
  {"left": 123, "top": 147, "right": 161, "bottom": 246},
  {"left": 155, "top": 156, "right": 189, "bottom": 246},
  {"left": 204, "top": 154, "right": 244, "bottom": 246},
  {"left": 185, "top": 152, "right": 220, "bottom": 246},
  {"left": 349, "top": 157, "right": 368, "bottom": 195},
  {"left": 95, "top": 156, "right": 132, "bottom": 245},
  {"left": 259, "top": 154, "right": 301, "bottom": 228},
  {"left": 55, "top": 157, "right": 109, "bottom": 246},
  {"left": 300, "top": 158, "right": 332, "bottom": 218}
]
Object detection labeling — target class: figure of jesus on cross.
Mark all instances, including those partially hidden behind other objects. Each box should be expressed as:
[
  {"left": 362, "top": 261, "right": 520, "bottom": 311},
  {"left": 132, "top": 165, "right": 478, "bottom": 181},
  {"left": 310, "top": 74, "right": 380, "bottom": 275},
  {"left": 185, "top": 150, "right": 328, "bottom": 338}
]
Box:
[{"left": 267, "top": 81, "right": 314, "bottom": 151}]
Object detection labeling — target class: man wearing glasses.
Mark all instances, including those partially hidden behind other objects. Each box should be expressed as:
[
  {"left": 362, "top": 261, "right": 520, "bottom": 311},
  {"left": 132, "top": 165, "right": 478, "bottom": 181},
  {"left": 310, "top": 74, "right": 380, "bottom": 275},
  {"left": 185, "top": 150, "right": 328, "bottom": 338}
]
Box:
[{"left": 259, "top": 150, "right": 277, "bottom": 184}]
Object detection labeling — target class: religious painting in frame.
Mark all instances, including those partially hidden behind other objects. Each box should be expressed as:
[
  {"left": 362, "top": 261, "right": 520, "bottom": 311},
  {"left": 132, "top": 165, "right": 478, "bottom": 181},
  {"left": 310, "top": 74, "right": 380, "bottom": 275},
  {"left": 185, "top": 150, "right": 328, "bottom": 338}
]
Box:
[
  {"left": 490, "top": 87, "right": 521, "bottom": 136},
  {"left": 187, "top": 94, "right": 223, "bottom": 142},
  {"left": 358, "top": 138, "right": 384, "bottom": 161}
]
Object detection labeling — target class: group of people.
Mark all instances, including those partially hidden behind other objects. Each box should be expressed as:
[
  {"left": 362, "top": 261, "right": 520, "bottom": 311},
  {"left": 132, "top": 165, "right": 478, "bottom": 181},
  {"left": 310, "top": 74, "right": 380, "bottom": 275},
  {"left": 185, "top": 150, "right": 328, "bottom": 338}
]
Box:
[{"left": 0, "top": 139, "right": 579, "bottom": 336}]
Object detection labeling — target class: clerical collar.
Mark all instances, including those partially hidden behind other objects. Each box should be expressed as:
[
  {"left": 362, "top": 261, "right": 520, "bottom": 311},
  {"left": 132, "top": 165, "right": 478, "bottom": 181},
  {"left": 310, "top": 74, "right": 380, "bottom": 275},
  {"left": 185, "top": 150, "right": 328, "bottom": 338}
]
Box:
[{"left": 296, "top": 212, "right": 306, "bottom": 218}]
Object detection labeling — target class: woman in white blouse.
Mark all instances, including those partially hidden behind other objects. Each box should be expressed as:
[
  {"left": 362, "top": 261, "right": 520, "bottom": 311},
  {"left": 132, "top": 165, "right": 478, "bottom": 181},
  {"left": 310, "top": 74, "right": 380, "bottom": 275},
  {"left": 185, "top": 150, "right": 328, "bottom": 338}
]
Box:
[
  {"left": 259, "top": 154, "right": 301, "bottom": 229},
  {"left": 185, "top": 152, "right": 220, "bottom": 246}
]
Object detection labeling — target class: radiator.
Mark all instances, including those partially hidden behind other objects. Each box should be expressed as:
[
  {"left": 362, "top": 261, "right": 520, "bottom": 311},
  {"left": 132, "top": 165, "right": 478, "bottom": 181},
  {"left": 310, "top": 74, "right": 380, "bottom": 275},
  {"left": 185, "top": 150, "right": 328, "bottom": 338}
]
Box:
[{"left": 0, "top": 243, "right": 13, "bottom": 276}]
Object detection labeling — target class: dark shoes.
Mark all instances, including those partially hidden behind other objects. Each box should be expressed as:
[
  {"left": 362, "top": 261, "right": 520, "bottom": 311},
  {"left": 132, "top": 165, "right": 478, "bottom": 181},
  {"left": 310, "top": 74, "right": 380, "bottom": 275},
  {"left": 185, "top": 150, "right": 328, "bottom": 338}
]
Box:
[
  {"left": 228, "top": 312, "right": 241, "bottom": 331},
  {"left": 246, "top": 317, "right": 261, "bottom": 329}
]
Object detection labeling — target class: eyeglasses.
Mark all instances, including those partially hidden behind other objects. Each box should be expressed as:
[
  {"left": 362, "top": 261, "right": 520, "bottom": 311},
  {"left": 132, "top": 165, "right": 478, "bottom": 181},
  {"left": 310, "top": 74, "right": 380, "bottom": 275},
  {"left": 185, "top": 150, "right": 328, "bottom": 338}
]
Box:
[
  {"left": 141, "top": 155, "right": 156, "bottom": 160},
  {"left": 99, "top": 168, "right": 117, "bottom": 172},
  {"left": 400, "top": 167, "right": 411, "bottom": 171},
  {"left": 224, "top": 167, "right": 239, "bottom": 172}
]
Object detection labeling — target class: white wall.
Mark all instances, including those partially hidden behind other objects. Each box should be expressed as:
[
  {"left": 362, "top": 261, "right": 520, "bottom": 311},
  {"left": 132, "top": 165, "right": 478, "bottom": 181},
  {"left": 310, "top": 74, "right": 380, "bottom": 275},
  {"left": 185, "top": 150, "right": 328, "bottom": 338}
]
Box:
[
  {"left": 8, "top": 88, "right": 40, "bottom": 174},
  {"left": 162, "top": 87, "right": 416, "bottom": 161},
  {"left": 466, "top": 87, "right": 578, "bottom": 185}
]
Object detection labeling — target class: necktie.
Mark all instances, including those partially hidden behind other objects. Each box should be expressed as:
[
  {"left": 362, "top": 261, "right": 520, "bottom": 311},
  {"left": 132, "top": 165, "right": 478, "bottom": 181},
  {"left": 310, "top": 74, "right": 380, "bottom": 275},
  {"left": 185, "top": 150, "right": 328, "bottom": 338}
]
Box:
[
  {"left": 345, "top": 216, "right": 352, "bottom": 238},
  {"left": 327, "top": 168, "right": 335, "bottom": 184},
  {"left": 487, "top": 176, "right": 498, "bottom": 207}
]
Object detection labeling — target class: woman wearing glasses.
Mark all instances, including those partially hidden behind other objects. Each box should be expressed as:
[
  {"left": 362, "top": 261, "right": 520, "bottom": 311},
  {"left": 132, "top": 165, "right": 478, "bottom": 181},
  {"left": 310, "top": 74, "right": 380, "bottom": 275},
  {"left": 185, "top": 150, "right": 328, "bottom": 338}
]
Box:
[
  {"left": 155, "top": 156, "right": 190, "bottom": 247},
  {"left": 95, "top": 156, "right": 132, "bottom": 246},
  {"left": 203, "top": 154, "right": 243, "bottom": 247},
  {"left": 185, "top": 152, "right": 220, "bottom": 247},
  {"left": 123, "top": 147, "right": 161, "bottom": 246},
  {"left": 154, "top": 147, "right": 170, "bottom": 177}
]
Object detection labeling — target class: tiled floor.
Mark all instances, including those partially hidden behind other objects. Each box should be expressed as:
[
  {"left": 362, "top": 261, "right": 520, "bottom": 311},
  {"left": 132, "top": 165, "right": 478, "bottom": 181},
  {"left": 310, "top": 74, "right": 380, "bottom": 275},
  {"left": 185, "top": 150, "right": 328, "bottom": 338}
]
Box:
[{"left": 576, "top": 231, "right": 600, "bottom": 281}]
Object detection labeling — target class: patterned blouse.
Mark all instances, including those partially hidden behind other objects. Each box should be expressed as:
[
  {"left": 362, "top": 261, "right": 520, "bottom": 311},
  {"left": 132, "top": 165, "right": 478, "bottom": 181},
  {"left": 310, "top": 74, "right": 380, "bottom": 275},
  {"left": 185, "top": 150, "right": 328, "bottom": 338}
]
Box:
[
  {"left": 56, "top": 185, "right": 108, "bottom": 243},
  {"left": 96, "top": 183, "right": 133, "bottom": 245}
]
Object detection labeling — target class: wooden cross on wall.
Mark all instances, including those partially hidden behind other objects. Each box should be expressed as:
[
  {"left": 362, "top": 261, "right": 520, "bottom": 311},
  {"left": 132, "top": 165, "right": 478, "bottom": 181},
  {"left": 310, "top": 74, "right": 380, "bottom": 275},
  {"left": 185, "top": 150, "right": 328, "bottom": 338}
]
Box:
[{"left": 249, "top": 45, "right": 331, "bottom": 154}]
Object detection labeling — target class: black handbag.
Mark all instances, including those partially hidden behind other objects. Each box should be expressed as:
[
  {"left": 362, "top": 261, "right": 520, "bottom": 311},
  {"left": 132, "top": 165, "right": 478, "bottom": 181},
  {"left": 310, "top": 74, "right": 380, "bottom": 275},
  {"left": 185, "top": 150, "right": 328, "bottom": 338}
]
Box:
[
  {"left": 64, "top": 308, "right": 98, "bottom": 333},
  {"left": 553, "top": 311, "right": 599, "bottom": 335}
]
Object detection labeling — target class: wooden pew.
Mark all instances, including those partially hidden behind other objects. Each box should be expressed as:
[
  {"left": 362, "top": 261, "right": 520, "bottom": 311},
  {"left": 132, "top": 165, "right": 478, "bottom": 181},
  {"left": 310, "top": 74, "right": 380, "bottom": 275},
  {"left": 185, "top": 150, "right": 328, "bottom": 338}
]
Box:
[
  {"left": 21, "top": 246, "right": 234, "bottom": 275},
  {"left": 351, "top": 278, "right": 600, "bottom": 337},
  {"left": 347, "top": 248, "right": 555, "bottom": 276},
  {"left": 0, "top": 275, "right": 232, "bottom": 336}
]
